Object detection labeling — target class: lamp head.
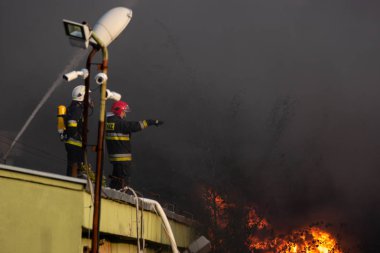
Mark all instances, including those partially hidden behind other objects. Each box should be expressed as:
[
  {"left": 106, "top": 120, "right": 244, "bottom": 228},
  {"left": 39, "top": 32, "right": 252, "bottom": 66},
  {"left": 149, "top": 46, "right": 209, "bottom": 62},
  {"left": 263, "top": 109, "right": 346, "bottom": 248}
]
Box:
[
  {"left": 63, "top": 20, "right": 91, "bottom": 48},
  {"left": 91, "top": 7, "right": 133, "bottom": 47}
]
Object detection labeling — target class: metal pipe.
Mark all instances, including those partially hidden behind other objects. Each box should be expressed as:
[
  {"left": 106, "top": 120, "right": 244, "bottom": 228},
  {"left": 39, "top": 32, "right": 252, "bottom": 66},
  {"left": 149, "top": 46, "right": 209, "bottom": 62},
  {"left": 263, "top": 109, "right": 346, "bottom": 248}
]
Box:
[
  {"left": 140, "top": 198, "right": 180, "bottom": 253},
  {"left": 90, "top": 32, "right": 108, "bottom": 253},
  {"left": 82, "top": 47, "right": 98, "bottom": 166},
  {"left": 140, "top": 194, "right": 145, "bottom": 251},
  {"left": 121, "top": 186, "right": 141, "bottom": 252}
]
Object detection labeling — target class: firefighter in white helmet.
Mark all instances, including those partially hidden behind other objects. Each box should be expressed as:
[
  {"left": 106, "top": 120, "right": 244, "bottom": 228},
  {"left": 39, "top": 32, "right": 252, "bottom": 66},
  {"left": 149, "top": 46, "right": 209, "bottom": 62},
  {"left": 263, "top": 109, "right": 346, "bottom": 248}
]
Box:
[
  {"left": 106, "top": 100, "right": 163, "bottom": 189},
  {"left": 63, "top": 85, "right": 91, "bottom": 177}
]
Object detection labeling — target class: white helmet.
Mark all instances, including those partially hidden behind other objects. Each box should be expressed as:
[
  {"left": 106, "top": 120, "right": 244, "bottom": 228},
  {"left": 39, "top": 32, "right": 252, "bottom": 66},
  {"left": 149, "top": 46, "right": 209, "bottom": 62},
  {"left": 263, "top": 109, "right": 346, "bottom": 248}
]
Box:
[{"left": 72, "top": 85, "right": 86, "bottom": 101}]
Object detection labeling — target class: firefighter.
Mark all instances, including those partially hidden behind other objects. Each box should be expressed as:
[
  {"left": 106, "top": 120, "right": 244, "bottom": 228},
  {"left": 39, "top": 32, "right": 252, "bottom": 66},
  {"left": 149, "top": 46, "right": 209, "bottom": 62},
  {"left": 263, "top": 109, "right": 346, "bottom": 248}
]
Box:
[
  {"left": 64, "top": 85, "right": 89, "bottom": 177},
  {"left": 106, "top": 100, "right": 163, "bottom": 189}
]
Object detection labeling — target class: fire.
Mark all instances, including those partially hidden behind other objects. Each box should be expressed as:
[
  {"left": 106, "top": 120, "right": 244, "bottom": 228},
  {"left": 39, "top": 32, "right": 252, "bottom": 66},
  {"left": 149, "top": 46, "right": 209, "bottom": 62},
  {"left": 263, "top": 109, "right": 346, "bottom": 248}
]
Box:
[
  {"left": 310, "top": 227, "right": 340, "bottom": 253},
  {"left": 247, "top": 208, "right": 270, "bottom": 230},
  {"left": 202, "top": 187, "right": 343, "bottom": 253},
  {"left": 247, "top": 225, "right": 343, "bottom": 253},
  {"left": 204, "top": 188, "right": 230, "bottom": 229}
]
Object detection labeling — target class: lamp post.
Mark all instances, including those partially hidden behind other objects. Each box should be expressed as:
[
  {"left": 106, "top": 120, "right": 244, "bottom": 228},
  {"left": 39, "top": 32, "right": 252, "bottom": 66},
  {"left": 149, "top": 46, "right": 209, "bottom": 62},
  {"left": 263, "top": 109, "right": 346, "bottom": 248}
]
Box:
[
  {"left": 89, "top": 31, "right": 108, "bottom": 253},
  {"left": 62, "top": 7, "right": 133, "bottom": 253},
  {"left": 82, "top": 48, "right": 97, "bottom": 165}
]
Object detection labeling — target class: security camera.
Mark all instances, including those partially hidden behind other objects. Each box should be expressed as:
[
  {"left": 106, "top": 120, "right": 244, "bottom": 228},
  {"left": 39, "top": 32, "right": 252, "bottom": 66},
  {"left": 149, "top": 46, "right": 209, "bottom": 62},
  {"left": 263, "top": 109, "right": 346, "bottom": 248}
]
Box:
[
  {"left": 63, "top": 68, "right": 89, "bottom": 82},
  {"left": 95, "top": 72, "right": 108, "bottom": 84},
  {"left": 105, "top": 89, "right": 121, "bottom": 101}
]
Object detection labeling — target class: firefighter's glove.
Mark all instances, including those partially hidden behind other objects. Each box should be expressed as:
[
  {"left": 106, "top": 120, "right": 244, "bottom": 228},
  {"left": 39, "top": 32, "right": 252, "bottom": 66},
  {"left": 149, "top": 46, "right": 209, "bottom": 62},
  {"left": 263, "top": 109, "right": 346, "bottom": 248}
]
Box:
[
  {"left": 154, "top": 120, "right": 164, "bottom": 127},
  {"left": 147, "top": 119, "right": 164, "bottom": 127},
  {"left": 59, "top": 133, "right": 66, "bottom": 142}
]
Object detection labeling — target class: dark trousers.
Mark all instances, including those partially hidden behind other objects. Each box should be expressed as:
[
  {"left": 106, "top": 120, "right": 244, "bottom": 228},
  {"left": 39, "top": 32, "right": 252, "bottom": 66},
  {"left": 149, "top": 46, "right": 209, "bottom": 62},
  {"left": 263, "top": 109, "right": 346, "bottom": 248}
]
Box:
[
  {"left": 109, "top": 162, "right": 131, "bottom": 190},
  {"left": 65, "top": 144, "right": 84, "bottom": 177}
]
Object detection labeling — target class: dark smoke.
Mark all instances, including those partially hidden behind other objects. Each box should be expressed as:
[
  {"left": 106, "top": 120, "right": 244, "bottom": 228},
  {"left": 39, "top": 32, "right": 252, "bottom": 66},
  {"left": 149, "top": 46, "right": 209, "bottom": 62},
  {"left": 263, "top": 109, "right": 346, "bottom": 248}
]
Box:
[{"left": 1, "top": 0, "right": 380, "bottom": 252}]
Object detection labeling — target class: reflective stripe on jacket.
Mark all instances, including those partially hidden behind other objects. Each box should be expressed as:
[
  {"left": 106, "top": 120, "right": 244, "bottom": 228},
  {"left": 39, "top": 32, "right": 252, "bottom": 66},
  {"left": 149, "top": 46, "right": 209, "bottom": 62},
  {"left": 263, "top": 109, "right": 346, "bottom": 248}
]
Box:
[
  {"left": 65, "top": 138, "right": 83, "bottom": 147},
  {"left": 105, "top": 115, "right": 148, "bottom": 163},
  {"left": 64, "top": 101, "right": 83, "bottom": 147},
  {"left": 108, "top": 153, "right": 132, "bottom": 162}
]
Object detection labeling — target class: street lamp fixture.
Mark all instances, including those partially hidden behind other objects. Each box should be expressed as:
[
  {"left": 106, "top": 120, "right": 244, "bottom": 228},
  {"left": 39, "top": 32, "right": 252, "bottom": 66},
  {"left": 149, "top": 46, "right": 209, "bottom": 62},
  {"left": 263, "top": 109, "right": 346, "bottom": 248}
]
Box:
[
  {"left": 63, "top": 20, "right": 91, "bottom": 48},
  {"left": 91, "top": 7, "right": 133, "bottom": 47},
  {"left": 63, "top": 7, "right": 132, "bottom": 49}
]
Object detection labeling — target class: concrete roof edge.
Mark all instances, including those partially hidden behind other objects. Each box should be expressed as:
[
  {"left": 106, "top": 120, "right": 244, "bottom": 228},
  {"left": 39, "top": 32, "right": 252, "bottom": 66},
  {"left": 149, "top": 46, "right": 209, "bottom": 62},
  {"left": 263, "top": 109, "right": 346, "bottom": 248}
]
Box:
[{"left": 0, "top": 163, "right": 87, "bottom": 185}]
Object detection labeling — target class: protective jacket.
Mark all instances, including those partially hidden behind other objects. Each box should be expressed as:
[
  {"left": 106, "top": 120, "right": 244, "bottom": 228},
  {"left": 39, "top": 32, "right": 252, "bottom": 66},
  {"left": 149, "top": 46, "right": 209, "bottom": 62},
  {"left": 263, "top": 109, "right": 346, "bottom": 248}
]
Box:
[
  {"left": 64, "top": 101, "right": 84, "bottom": 148},
  {"left": 105, "top": 115, "right": 154, "bottom": 163}
]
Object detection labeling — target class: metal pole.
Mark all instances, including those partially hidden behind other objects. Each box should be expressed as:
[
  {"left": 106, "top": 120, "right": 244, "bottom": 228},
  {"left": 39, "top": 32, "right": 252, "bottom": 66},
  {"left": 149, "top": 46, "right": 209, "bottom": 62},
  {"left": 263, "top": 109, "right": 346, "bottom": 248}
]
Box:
[
  {"left": 82, "top": 48, "right": 98, "bottom": 166},
  {"left": 90, "top": 32, "right": 108, "bottom": 253}
]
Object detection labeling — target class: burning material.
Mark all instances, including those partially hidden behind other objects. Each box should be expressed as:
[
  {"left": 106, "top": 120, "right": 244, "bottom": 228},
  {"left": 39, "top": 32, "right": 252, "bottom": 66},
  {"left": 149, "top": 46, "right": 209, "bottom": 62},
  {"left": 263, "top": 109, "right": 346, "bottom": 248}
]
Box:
[
  {"left": 202, "top": 187, "right": 343, "bottom": 253},
  {"left": 204, "top": 188, "right": 231, "bottom": 229},
  {"left": 247, "top": 226, "right": 343, "bottom": 253},
  {"left": 247, "top": 208, "right": 270, "bottom": 230}
]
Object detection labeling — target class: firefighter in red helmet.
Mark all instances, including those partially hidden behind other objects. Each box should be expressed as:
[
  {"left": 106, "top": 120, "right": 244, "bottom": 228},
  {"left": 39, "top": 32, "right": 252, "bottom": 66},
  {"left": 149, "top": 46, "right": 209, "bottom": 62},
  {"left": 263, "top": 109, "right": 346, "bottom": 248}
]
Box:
[{"left": 105, "top": 100, "right": 163, "bottom": 189}]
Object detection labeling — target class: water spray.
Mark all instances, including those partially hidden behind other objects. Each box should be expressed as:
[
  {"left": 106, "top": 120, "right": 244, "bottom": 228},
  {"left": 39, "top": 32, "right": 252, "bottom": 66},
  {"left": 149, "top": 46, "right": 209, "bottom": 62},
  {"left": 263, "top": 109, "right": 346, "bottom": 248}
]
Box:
[{"left": 1, "top": 49, "right": 87, "bottom": 164}]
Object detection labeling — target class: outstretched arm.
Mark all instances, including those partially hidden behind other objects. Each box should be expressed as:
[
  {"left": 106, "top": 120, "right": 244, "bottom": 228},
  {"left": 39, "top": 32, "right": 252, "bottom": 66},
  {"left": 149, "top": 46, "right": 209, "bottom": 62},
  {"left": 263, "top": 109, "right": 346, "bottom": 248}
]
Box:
[
  {"left": 144, "top": 119, "right": 164, "bottom": 127},
  {"left": 122, "top": 120, "right": 164, "bottom": 133}
]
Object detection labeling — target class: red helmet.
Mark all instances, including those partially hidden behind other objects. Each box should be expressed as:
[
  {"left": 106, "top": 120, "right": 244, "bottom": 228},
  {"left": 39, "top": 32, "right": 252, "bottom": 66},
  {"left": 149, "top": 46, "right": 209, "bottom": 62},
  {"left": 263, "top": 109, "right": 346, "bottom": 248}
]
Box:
[{"left": 111, "top": 101, "right": 130, "bottom": 117}]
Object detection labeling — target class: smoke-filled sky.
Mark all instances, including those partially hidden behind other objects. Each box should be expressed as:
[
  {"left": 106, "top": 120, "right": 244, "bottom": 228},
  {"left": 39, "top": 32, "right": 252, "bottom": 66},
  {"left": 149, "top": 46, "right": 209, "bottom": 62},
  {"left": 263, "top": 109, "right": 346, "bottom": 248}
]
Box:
[{"left": 1, "top": 0, "right": 380, "bottom": 251}]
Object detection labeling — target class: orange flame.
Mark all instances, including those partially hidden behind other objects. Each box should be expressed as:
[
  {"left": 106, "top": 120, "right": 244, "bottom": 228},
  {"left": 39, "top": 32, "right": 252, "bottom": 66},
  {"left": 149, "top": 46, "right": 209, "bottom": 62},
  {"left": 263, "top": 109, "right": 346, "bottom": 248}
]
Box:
[
  {"left": 247, "top": 226, "right": 343, "bottom": 253},
  {"left": 247, "top": 208, "right": 270, "bottom": 230},
  {"left": 202, "top": 187, "right": 344, "bottom": 253},
  {"left": 204, "top": 188, "right": 229, "bottom": 229}
]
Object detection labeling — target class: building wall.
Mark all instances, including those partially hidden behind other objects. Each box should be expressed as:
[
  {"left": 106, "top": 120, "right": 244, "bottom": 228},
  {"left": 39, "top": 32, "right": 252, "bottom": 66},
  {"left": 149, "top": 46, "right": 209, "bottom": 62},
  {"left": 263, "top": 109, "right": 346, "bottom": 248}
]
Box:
[
  {"left": 0, "top": 167, "right": 85, "bottom": 253},
  {"left": 81, "top": 238, "right": 171, "bottom": 253},
  {"left": 0, "top": 165, "right": 196, "bottom": 253},
  {"left": 82, "top": 191, "right": 195, "bottom": 248}
]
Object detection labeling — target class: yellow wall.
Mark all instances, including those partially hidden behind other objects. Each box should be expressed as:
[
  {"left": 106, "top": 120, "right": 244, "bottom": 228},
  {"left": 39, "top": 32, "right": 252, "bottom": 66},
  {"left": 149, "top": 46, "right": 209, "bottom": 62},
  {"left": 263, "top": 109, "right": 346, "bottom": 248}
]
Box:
[
  {"left": 82, "top": 238, "right": 171, "bottom": 253},
  {"left": 82, "top": 192, "right": 195, "bottom": 248},
  {"left": 0, "top": 166, "right": 196, "bottom": 253},
  {"left": 0, "top": 168, "right": 85, "bottom": 253}
]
